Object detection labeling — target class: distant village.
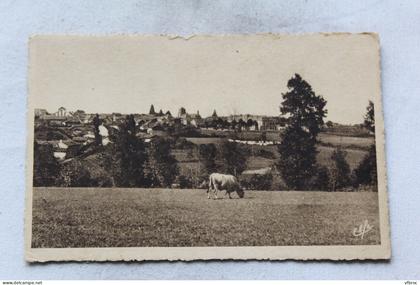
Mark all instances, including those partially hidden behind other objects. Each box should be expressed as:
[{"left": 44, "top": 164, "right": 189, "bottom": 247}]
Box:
[
  {"left": 32, "top": 100, "right": 374, "bottom": 191},
  {"left": 32, "top": 75, "right": 376, "bottom": 192},
  {"left": 34, "top": 105, "right": 287, "bottom": 161}
]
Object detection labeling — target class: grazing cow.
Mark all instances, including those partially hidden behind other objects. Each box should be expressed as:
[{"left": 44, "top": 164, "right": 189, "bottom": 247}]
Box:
[{"left": 207, "top": 173, "right": 245, "bottom": 199}]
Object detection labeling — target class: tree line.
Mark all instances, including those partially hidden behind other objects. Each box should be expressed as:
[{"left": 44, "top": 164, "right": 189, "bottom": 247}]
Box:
[
  {"left": 202, "top": 117, "right": 259, "bottom": 131},
  {"left": 33, "top": 114, "right": 248, "bottom": 188},
  {"left": 33, "top": 73, "right": 378, "bottom": 191}
]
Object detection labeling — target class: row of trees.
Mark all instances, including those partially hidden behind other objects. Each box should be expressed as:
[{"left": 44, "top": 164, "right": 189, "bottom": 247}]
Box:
[
  {"left": 175, "top": 141, "right": 247, "bottom": 189},
  {"left": 317, "top": 146, "right": 377, "bottom": 192},
  {"left": 198, "top": 142, "right": 247, "bottom": 177},
  {"left": 34, "top": 115, "right": 179, "bottom": 188},
  {"left": 202, "top": 117, "right": 259, "bottom": 131},
  {"left": 33, "top": 113, "right": 248, "bottom": 188}
]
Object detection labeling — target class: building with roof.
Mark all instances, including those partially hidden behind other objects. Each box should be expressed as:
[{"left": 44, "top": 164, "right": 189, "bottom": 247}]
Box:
[{"left": 178, "top": 108, "right": 202, "bottom": 126}]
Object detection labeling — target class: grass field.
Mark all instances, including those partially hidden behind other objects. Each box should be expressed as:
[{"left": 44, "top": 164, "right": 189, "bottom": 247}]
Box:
[
  {"left": 177, "top": 134, "right": 371, "bottom": 174},
  {"left": 316, "top": 145, "right": 368, "bottom": 170},
  {"left": 32, "top": 187, "right": 380, "bottom": 248},
  {"left": 318, "top": 133, "right": 374, "bottom": 150}
]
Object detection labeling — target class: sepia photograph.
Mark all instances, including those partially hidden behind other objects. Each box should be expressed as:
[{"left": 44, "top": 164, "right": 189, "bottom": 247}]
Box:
[{"left": 25, "top": 34, "right": 390, "bottom": 261}]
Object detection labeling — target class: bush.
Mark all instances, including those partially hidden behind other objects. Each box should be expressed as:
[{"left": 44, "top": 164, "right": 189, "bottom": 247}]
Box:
[
  {"left": 326, "top": 121, "right": 334, "bottom": 128},
  {"left": 255, "top": 149, "right": 276, "bottom": 159},
  {"left": 306, "top": 149, "right": 351, "bottom": 192},
  {"left": 330, "top": 148, "right": 351, "bottom": 190},
  {"left": 33, "top": 142, "right": 61, "bottom": 186},
  {"left": 260, "top": 131, "right": 267, "bottom": 142},
  {"left": 34, "top": 126, "right": 70, "bottom": 141},
  {"left": 171, "top": 125, "right": 201, "bottom": 137},
  {"left": 144, "top": 137, "right": 179, "bottom": 187},
  {"left": 94, "top": 173, "right": 114, "bottom": 187},
  {"left": 58, "top": 160, "right": 99, "bottom": 187},
  {"left": 218, "top": 141, "right": 247, "bottom": 176},
  {"left": 241, "top": 173, "right": 273, "bottom": 190},
  {"left": 174, "top": 138, "right": 195, "bottom": 149},
  {"left": 307, "top": 165, "right": 331, "bottom": 191},
  {"left": 353, "top": 144, "right": 377, "bottom": 187},
  {"left": 177, "top": 175, "right": 193, "bottom": 189},
  {"left": 198, "top": 144, "right": 217, "bottom": 174}
]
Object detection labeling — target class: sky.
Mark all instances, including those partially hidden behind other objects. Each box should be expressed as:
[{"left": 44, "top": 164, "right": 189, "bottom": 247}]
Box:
[{"left": 29, "top": 34, "right": 380, "bottom": 124}]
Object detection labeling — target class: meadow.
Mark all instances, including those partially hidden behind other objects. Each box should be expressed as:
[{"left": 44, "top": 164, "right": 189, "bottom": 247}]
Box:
[
  {"left": 318, "top": 133, "right": 374, "bottom": 150},
  {"left": 176, "top": 132, "right": 372, "bottom": 179},
  {"left": 32, "top": 187, "right": 380, "bottom": 248}
]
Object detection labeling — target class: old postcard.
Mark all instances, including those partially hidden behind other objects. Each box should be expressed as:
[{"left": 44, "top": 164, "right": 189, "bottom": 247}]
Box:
[{"left": 25, "top": 34, "right": 390, "bottom": 261}]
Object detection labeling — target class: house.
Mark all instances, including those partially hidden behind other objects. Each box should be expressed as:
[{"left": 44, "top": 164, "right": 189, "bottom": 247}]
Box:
[
  {"left": 68, "top": 110, "right": 87, "bottom": 124},
  {"left": 51, "top": 139, "right": 83, "bottom": 160},
  {"left": 83, "top": 132, "right": 95, "bottom": 140},
  {"left": 41, "top": 115, "right": 67, "bottom": 126},
  {"left": 82, "top": 114, "right": 94, "bottom": 124},
  {"left": 112, "top": 113, "right": 123, "bottom": 122},
  {"left": 65, "top": 116, "right": 83, "bottom": 126},
  {"left": 226, "top": 114, "right": 263, "bottom": 130},
  {"left": 147, "top": 125, "right": 168, "bottom": 137},
  {"left": 37, "top": 107, "right": 70, "bottom": 125},
  {"left": 225, "top": 114, "right": 286, "bottom": 131},
  {"left": 189, "top": 111, "right": 202, "bottom": 127},
  {"left": 34, "top": 108, "right": 48, "bottom": 117},
  {"left": 56, "top": 107, "right": 67, "bottom": 117},
  {"left": 261, "top": 117, "right": 286, "bottom": 131},
  {"left": 178, "top": 108, "right": 202, "bottom": 126},
  {"left": 98, "top": 124, "right": 110, "bottom": 145},
  {"left": 98, "top": 114, "right": 113, "bottom": 124}
]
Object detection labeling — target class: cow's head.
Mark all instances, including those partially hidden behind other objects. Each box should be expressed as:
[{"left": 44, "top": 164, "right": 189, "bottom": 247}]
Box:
[{"left": 236, "top": 187, "right": 245, "bottom": 198}]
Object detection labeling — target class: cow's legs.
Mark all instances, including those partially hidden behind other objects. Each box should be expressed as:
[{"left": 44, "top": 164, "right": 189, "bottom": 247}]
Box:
[
  {"left": 207, "top": 179, "right": 212, "bottom": 199},
  {"left": 228, "top": 191, "right": 232, "bottom": 199},
  {"left": 213, "top": 183, "right": 219, "bottom": 199}
]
